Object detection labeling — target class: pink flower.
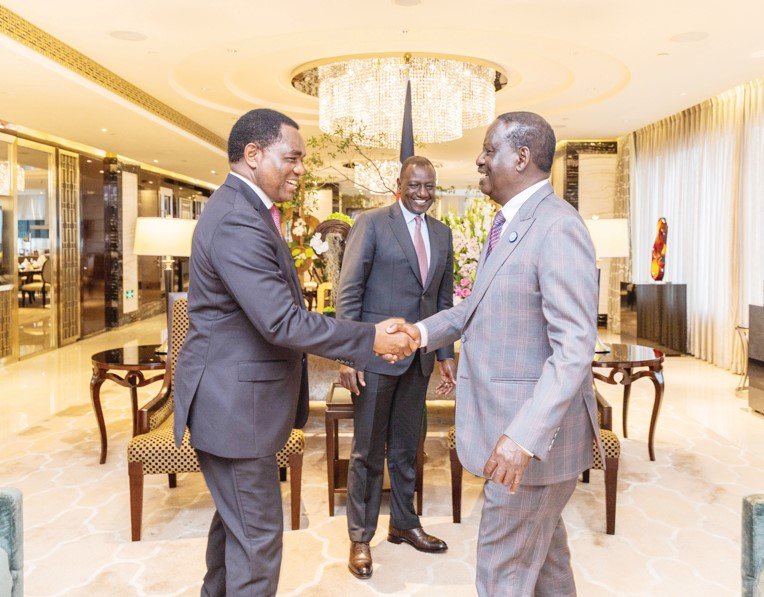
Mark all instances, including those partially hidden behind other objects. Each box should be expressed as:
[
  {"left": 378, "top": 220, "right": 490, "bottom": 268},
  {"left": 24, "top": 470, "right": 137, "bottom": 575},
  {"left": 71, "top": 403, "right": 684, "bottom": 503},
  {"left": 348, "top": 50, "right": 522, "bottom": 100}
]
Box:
[
  {"left": 462, "top": 288, "right": 471, "bottom": 297},
  {"left": 460, "top": 277, "right": 471, "bottom": 287}
]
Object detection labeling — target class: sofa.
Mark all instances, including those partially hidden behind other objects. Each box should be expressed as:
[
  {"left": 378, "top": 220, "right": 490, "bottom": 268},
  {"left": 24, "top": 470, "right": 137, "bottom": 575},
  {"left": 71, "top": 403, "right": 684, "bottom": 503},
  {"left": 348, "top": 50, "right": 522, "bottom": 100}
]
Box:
[
  {"left": 743, "top": 494, "right": 764, "bottom": 596},
  {"left": 0, "top": 488, "right": 22, "bottom": 597}
]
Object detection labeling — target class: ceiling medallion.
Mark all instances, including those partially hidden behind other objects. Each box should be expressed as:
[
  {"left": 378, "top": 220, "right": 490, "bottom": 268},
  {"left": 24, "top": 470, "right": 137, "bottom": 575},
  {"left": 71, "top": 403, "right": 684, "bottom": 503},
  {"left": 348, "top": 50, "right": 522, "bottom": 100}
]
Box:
[{"left": 292, "top": 53, "right": 507, "bottom": 149}]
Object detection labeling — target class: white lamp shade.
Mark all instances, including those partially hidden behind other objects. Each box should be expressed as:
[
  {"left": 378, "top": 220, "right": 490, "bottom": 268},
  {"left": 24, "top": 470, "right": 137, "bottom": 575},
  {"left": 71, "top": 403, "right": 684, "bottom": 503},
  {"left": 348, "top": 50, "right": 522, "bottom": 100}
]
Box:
[
  {"left": 133, "top": 217, "right": 197, "bottom": 257},
  {"left": 585, "top": 218, "right": 630, "bottom": 259}
]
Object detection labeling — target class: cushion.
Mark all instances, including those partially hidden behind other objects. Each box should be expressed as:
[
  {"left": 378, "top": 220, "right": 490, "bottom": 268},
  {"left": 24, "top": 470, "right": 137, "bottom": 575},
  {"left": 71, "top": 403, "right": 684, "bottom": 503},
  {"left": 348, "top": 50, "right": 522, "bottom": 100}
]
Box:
[
  {"left": 447, "top": 425, "right": 456, "bottom": 450},
  {"left": 276, "top": 429, "right": 305, "bottom": 468},
  {"left": 592, "top": 429, "right": 620, "bottom": 470}
]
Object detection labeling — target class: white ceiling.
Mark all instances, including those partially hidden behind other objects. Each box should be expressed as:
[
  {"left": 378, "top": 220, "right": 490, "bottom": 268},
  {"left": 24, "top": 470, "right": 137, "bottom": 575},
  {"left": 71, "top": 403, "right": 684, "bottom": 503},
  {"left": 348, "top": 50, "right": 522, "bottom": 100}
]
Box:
[{"left": 1, "top": 0, "right": 763, "bottom": 188}]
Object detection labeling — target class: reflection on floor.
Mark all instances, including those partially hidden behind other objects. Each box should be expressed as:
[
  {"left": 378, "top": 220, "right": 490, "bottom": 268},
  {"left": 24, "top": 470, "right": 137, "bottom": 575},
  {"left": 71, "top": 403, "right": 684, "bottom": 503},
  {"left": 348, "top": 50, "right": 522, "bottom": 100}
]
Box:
[
  {"left": 17, "top": 305, "right": 51, "bottom": 358},
  {"left": 0, "top": 317, "right": 762, "bottom": 595}
]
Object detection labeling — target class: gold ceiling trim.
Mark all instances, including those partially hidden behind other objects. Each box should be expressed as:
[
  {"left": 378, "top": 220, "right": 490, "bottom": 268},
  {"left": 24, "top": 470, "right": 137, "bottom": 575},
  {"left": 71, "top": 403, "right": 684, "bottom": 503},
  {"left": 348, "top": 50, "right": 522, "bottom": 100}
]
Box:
[{"left": 0, "top": 6, "right": 226, "bottom": 151}]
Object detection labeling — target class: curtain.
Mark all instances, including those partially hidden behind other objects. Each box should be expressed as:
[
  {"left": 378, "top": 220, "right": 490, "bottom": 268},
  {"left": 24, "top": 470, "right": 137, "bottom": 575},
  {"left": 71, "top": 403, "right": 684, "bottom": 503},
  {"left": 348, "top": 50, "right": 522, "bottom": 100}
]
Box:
[{"left": 632, "top": 78, "right": 764, "bottom": 371}]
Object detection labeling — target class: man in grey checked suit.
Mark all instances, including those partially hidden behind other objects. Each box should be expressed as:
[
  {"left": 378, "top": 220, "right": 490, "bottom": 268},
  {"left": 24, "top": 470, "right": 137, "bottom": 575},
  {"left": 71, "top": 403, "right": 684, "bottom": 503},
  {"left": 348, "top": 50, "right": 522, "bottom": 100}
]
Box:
[
  {"left": 173, "top": 109, "right": 419, "bottom": 596},
  {"left": 337, "top": 156, "right": 456, "bottom": 579},
  {"left": 394, "top": 112, "right": 602, "bottom": 596}
]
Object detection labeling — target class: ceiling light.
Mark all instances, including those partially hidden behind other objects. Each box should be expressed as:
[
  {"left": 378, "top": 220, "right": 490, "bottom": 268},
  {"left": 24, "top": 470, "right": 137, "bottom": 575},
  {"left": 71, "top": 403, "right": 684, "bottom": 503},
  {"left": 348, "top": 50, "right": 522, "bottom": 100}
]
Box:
[
  {"left": 153, "top": 159, "right": 159, "bottom": 163},
  {"left": 109, "top": 30, "right": 147, "bottom": 41},
  {"left": 86, "top": 159, "right": 92, "bottom": 163},
  {"left": 354, "top": 160, "right": 400, "bottom": 194},
  {"left": 211, "top": 170, "right": 216, "bottom": 174},
  {"left": 393, "top": 0, "right": 422, "bottom": 5},
  {"left": 669, "top": 31, "right": 709, "bottom": 43},
  {"left": 657, "top": 52, "right": 669, "bottom": 57},
  {"left": 99, "top": 170, "right": 104, "bottom": 174},
  {"left": 101, "top": 128, "right": 108, "bottom": 132},
  {"left": 292, "top": 52, "right": 506, "bottom": 149}
]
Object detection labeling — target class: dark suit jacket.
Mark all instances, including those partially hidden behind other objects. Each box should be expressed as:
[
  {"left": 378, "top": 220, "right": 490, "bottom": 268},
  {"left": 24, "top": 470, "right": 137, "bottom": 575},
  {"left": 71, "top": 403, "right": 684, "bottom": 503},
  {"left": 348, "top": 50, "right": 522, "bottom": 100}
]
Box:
[
  {"left": 337, "top": 201, "right": 454, "bottom": 376},
  {"left": 173, "top": 174, "right": 376, "bottom": 458}
]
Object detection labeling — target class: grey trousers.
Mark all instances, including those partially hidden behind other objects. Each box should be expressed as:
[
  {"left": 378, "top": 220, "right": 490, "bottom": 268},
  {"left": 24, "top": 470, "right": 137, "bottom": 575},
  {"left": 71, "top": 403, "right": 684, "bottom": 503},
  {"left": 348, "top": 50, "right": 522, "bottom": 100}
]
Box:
[
  {"left": 346, "top": 358, "right": 430, "bottom": 543},
  {"left": 196, "top": 449, "right": 283, "bottom": 597},
  {"left": 477, "top": 477, "right": 578, "bottom": 597}
]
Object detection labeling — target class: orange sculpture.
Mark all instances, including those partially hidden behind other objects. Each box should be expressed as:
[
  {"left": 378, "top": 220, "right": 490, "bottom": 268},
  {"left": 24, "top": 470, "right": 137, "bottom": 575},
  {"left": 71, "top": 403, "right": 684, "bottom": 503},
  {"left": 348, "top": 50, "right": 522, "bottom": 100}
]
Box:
[{"left": 650, "top": 217, "right": 668, "bottom": 281}]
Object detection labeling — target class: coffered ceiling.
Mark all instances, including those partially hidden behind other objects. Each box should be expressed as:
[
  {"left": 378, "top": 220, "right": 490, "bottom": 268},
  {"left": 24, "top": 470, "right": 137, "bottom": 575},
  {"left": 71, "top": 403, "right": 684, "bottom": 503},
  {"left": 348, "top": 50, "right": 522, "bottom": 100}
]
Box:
[{"left": 0, "top": 0, "right": 762, "bottom": 188}]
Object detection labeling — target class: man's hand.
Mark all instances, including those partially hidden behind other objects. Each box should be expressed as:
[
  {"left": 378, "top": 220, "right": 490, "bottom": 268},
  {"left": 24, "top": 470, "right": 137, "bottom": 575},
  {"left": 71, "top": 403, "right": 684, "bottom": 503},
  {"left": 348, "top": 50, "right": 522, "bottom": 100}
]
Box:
[
  {"left": 373, "top": 318, "right": 419, "bottom": 363},
  {"left": 483, "top": 435, "right": 531, "bottom": 494},
  {"left": 435, "top": 358, "right": 456, "bottom": 395},
  {"left": 339, "top": 365, "right": 365, "bottom": 396}
]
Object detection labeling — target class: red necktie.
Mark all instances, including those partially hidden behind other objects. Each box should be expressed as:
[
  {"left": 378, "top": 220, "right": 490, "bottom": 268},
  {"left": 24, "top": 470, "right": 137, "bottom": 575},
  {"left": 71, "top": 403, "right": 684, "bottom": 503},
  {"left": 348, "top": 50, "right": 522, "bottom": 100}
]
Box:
[
  {"left": 414, "top": 215, "right": 428, "bottom": 284},
  {"left": 269, "top": 205, "right": 283, "bottom": 238}
]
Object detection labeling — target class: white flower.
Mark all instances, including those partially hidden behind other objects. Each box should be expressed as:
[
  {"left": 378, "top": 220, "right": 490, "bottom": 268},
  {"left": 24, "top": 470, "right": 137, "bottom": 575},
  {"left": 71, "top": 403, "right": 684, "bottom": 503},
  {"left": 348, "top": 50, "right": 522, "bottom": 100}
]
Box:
[
  {"left": 292, "top": 218, "right": 307, "bottom": 237},
  {"left": 309, "top": 232, "right": 329, "bottom": 255}
]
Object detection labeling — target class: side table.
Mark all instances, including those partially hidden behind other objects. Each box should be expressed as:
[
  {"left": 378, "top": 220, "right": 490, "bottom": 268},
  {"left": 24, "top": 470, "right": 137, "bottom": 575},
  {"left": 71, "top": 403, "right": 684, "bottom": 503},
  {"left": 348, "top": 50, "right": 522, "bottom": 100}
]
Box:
[
  {"left": 592, "top": 343, "right": 665, "bottom": 461},
  {"left": 90, "top": 344, "right": 166, "bottom": 464}
]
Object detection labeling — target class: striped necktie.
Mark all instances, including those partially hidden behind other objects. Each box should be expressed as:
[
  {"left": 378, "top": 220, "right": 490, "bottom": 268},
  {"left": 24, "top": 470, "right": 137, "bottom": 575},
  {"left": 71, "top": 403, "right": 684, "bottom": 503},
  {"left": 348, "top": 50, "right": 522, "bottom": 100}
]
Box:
[{"left": 486, "top": 210, "right": 506, "bottom": 257}]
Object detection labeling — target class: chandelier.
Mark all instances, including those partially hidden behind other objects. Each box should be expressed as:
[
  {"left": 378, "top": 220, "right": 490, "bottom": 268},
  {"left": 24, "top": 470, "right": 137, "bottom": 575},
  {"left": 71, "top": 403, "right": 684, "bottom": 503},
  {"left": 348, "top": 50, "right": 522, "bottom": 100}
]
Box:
[
  {"left": 292, "top": 53, "right": 506, "bottom": 149},
  {"left": 353, "top": 160, "right": 400, "bottom": 195},
  {"left": 0, "top": 162, "right": 25, "bottom": 195}
]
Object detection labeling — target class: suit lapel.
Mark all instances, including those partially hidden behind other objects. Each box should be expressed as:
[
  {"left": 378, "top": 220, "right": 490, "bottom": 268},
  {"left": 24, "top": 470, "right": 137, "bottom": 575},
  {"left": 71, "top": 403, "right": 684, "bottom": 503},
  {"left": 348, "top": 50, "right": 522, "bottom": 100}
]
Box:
[
  {"left": 389, "top": 203, "right": 425, "bottom": 287},
  {"left": 465, "top": 183, "right": 554, "bottom": 323},
  {"left": 224, "top": 174, "right": 305, "bottom": 308},
  {"left": 423, "top": 214, "right": 441, "bottom": 291}
]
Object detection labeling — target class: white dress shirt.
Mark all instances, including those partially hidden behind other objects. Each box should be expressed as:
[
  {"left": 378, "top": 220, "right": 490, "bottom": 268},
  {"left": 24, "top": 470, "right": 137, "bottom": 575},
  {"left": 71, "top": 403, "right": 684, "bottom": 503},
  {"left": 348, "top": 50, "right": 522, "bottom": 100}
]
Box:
[
  {"left": 230, "top": 171, "right": 274, "bottom": 209},
  {"left": 397, "top": 200, "right": 431, "bottom": 267}
]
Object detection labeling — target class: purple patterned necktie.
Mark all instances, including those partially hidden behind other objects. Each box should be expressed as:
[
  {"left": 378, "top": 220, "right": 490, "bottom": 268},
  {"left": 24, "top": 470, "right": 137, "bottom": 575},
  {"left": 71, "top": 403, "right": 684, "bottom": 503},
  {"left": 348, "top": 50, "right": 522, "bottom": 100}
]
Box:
[
  {"left": 413, "top": 215, "right": 429, "bottom": 283},
  {"left": 269, "top": 205, "right": 283, "bottom": 238},
  {"left": 486, "top": 210, "right": 506, "bottom": 257}
]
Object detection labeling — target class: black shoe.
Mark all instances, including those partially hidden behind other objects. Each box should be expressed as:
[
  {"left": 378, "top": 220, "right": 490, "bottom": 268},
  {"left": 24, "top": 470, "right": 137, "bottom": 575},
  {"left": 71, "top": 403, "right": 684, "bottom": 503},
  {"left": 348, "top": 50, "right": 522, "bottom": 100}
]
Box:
[{"left": 387, "top": 526, "right": 448, "bottom": 553}]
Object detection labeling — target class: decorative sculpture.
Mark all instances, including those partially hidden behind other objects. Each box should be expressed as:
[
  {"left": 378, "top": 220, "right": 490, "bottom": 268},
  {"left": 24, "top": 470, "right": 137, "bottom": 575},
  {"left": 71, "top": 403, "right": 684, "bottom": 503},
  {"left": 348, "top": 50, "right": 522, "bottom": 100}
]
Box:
[{"left": 650, "top": 217, "right": 668, "bottom": 281}]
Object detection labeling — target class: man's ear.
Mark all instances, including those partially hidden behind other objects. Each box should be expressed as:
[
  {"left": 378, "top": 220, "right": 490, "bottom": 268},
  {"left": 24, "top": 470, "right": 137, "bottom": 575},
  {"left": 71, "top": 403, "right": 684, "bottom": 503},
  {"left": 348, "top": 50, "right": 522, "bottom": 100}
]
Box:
[
  {"left": 243, "top": 142, "right": 262, "bottom": 169},
  {"left": 516, "top": 146, "right": 531, "bottom": 173}
]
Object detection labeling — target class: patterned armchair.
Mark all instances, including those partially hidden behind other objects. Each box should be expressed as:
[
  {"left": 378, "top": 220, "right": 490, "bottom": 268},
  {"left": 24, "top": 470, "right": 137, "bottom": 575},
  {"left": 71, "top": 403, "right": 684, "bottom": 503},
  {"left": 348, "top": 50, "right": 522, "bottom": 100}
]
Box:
[
  {"left": 446, "top": 389, "right": 621, "bottom": 534},
  {"left": 127, "top": 293, "right": 305, "bottom": 541}
]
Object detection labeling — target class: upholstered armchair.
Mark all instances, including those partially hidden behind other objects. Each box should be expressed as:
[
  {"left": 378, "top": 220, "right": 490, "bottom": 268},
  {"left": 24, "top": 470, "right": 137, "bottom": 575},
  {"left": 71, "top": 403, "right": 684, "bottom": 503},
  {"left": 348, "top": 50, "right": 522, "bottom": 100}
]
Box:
[
  {"left": 127, "top": 293, "right": 305, "bottom": 540},
  {"left": 447, "top": 389, "right": 620, "bottom": 534},
  {"left": 0, "top": 488, "right": 22, "bottom": 597},
  {"left": 743, "top": 494, "right": 764, "bottom": 596}
]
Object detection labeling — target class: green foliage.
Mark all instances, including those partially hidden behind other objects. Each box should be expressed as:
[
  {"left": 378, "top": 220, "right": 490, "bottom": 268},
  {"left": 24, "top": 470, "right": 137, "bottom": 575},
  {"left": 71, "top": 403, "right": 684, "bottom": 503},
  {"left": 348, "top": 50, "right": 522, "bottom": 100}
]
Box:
[{"left": 326, "top": 212, "right": 354, "bottom": 226}]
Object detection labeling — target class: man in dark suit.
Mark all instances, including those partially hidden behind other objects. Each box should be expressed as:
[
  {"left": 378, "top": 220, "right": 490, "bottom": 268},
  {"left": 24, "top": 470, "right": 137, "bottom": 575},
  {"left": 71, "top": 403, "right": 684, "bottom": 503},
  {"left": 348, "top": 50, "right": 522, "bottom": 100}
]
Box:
[
  {"left": 337, "top": 156, "right": 457, "bottom": 579},
  {"left": 173, "top": 109, "right": 418, "bottom": 596}
]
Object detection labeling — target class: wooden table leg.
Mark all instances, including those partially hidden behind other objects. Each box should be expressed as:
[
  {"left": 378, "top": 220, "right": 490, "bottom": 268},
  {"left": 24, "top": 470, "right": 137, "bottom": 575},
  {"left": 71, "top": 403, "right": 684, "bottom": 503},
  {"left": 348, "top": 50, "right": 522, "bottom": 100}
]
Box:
[
  {"left": 90, "top": 366, "right": 108, "bottom": 464},
  {"left": 647, "top": 367, "right": 664, "bottom": 461},
  {"left": 126, "top": 371, "right": 143, "bottom": 437},
  {"left": 621, "top": 367, "right": 632, "bottom": 438},
  {"left": 326, "top": 414, "right": 335, "bottom": 516}
]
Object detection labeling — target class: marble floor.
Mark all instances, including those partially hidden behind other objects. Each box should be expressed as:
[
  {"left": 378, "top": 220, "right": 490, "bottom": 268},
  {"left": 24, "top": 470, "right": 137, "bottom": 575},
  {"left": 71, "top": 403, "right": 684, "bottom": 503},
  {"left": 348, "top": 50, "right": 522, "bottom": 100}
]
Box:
[{"left": 0, "top": 315, "right": 762, "bottom": 596}]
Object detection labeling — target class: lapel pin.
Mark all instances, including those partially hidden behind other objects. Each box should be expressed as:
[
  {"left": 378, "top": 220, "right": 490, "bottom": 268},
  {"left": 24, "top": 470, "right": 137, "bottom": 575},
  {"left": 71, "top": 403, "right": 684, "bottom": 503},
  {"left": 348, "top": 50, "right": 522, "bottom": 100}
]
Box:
[{"left": 508, "top": 231, "right": 518, "bottom": 243}]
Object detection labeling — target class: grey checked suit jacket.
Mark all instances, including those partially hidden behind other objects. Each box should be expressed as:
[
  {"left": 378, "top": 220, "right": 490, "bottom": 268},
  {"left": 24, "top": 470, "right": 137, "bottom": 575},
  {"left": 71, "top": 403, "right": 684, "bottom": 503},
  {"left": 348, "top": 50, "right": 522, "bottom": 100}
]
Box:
[
  {"left": 173, "top": 174, "right": 376, "bottom": 459},
  {"left": 337, "top": 202, "right": 454, "bottom": 376},
  {"left": 422, "top": 183, "right": 603, "bottom": 485}
]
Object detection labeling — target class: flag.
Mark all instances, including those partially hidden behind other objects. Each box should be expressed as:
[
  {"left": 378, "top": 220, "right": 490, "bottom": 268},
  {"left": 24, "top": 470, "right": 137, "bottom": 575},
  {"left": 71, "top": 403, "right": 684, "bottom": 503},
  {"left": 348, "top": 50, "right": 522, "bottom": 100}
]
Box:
[{"left": 399, "top": 79, "right": 414, "bottom": 162}]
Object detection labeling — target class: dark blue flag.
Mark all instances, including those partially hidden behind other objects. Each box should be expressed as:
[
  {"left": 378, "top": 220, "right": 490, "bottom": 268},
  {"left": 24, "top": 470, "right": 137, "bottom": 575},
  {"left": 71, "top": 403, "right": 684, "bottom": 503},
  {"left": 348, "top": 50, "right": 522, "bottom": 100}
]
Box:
[{"left": 399, "top": 79, "right": 414, "bottom": 162}]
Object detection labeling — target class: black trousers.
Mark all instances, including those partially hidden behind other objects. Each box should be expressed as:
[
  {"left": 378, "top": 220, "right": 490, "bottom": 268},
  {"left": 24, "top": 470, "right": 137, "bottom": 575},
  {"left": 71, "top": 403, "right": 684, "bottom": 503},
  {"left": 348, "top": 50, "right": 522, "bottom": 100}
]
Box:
[
  {"left": 196, "top": 449, "right": 283, "bottom": 597},
  {"left": 346, "top": 356, "right": 430, "bottom": 543}
]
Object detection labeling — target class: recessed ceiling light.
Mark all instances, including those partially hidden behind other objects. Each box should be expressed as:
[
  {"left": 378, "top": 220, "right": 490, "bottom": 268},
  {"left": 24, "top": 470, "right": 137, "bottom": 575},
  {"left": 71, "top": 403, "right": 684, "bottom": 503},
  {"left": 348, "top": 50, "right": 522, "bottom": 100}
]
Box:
[
  {"left": 670, "top": 31, "right": 708, "bottom": 43},
  {"left": 751, "top": 49, "right": 764, "bottom": 59},
  {"left": 657, "top": 52, "right": 669, "bottom": 57},
  {"left": 109, "top": 30, "right": 148, "bottom": 41},
  {"left": 393, "top": 0, "right": 421, "bottom": 5},
  {"left": 101, "top": 127, "right": 108, "bottom": 132},
  {"left": 211, "top": 170, "right": 216, "bottom": 174},
  {"left": 153, "top": 159, "right": 159, "bottom": 163}
]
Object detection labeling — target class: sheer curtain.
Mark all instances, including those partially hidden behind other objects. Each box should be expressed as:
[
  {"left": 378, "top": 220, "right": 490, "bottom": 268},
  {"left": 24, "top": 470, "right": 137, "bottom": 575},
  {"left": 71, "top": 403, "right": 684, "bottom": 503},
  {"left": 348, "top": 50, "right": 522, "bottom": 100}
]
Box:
[{"left": 631, "top": 78, "right": 763, "bottom": 371}]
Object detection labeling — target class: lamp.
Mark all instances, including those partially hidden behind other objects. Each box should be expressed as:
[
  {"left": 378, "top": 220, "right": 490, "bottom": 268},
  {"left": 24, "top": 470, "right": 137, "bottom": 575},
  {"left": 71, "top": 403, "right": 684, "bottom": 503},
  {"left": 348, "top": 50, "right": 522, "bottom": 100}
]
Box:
[
  {"left": 134, "top": 216, "right": 197, "bottom": 354},
  {"left": 585, "top": 218, "right": 630, "bottom": 353},
  {"left": 291, "top": 53, "right": 507, "bottom": 149}
]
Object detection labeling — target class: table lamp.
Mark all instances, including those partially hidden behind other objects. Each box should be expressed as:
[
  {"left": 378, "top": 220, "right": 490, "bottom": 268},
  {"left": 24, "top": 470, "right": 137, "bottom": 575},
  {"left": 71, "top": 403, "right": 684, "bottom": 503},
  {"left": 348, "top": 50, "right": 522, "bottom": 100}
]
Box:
[
  {"left": 585, "top": 218, "right": 630, "bottom": 353},
  {"left": 134, "top": 216, "right": 197, "bottom": 353}
]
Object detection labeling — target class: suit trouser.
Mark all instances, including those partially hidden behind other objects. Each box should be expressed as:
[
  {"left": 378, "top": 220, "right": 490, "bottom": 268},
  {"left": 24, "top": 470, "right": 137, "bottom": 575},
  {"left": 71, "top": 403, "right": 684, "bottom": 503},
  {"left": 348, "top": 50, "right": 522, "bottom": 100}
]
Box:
[
  {"left": 477, "top": 477, "right": 578, "bottom": 597},
  {"left": 196, "top": 449, "right": 283, "bottom": 597},
  {"left": 346, "top": 356, "right": 430, "bottom": 542}
]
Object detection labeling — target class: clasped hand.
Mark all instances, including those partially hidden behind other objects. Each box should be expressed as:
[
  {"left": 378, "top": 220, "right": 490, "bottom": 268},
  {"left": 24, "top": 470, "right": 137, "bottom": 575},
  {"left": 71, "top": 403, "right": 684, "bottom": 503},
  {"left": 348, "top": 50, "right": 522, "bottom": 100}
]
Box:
[{"left": 372, "top": 318, "right": 420, "bottom": 363}]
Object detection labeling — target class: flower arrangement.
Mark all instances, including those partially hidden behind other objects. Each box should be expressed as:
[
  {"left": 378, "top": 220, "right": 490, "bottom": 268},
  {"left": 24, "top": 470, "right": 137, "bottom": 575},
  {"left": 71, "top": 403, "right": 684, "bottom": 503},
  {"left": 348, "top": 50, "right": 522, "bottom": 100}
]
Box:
[{"left": 440, "top": 195, "right": 495, "bottom": 300}]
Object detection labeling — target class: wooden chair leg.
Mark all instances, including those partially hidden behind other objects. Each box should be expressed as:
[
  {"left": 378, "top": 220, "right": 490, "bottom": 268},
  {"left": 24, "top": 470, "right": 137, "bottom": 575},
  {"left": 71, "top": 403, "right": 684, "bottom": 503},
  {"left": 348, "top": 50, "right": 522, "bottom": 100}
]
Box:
[
  {"left": 279, "top": 466, "right": 287, "bottom": 482},
  {"left": 415, "top": 434, "right": 424, "bottom": 516},
  {"left": 129, "top": 461, "right": 144, "bottom": 541},
  {"left": 604, "top": 457, "right": 619, "bottom": 535},
  {"left": 582, "top": 469, "right": 590, "bottom": 483},
  {"left": 288, "top": 452, "right": 303, "bottom": 530},
  {"left": 449, "top": 448, "right": 462, "bottom": 523},
  {"left": 168, "top": 473, "right": 177, "bottom": 488}
]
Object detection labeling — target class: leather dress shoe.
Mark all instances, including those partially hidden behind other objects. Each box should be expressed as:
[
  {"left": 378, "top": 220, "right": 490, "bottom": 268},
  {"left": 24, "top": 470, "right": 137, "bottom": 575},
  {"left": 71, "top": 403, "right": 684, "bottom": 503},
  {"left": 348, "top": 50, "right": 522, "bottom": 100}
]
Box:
[
  {"left": 387, "top": 526, "right": 448, "bottom": 553},
  {"left": 348, "top": 541, "right": 372, "bottom": 579}
]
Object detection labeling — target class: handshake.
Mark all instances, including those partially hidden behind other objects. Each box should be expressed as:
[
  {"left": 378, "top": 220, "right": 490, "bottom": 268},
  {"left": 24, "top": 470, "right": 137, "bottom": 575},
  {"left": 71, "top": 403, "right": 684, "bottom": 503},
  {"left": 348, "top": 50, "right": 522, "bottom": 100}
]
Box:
[{"left": 372, "top": 318, "right": 421, "bottom": 363}]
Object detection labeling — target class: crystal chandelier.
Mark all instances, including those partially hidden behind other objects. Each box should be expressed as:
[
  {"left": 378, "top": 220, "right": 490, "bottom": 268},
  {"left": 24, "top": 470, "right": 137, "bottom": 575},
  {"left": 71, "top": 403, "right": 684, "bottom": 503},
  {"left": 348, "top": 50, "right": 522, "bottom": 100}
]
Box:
[
  {"left": 292, "top": 53, "right": 506, "bottom": 149},
  {"left": 353, "top": 160, "right": 400, "bottom": 195}
]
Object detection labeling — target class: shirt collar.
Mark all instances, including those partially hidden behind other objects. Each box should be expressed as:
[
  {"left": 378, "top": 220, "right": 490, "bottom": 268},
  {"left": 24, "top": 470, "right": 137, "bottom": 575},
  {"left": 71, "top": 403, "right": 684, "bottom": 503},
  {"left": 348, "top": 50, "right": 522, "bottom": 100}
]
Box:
[
  {"left": 499, "top": 179, "right": 549, "bottom": 222},
  {"left": 398, "top": 200, "right": 427, "bottom": 225},
  {"left": 230, "top": 171, "right": 274, "bottom": 210}
]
